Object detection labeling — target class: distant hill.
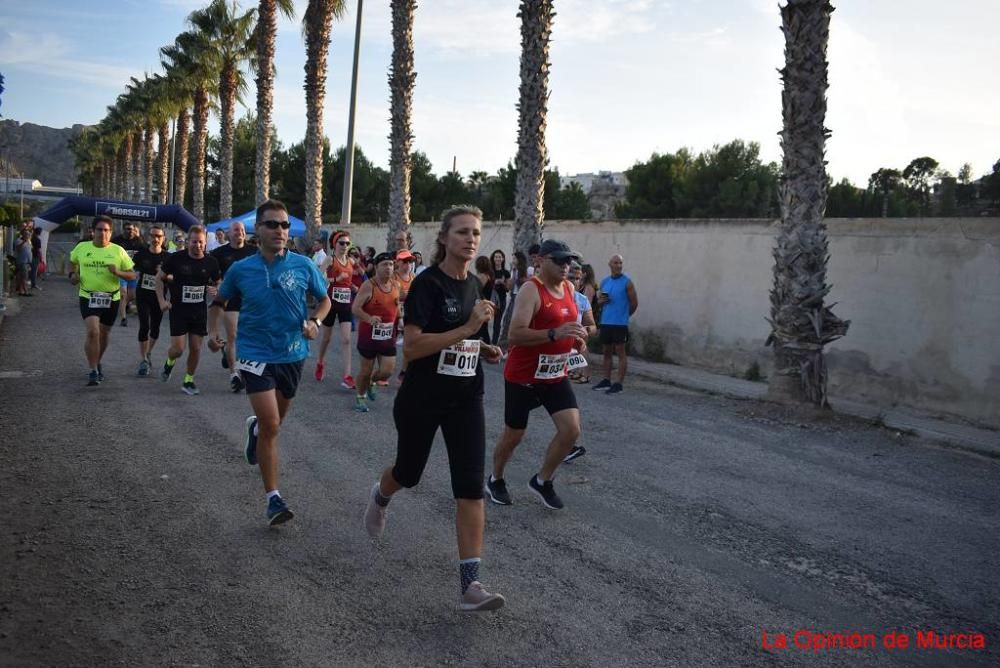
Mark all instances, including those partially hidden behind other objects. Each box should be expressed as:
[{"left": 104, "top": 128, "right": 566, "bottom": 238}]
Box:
[{"left": 0, "top": 119, "right": 88, "bottom": 187}]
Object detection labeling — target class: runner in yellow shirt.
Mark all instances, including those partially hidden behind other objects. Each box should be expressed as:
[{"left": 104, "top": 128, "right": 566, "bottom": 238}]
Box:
[{"left": 68, "top": 215, "right": 137, "bottom": 386}]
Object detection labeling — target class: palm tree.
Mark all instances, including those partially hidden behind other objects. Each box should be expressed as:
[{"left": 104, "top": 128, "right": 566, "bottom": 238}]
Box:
[
  {"left": 766, "top": 0, "right": 849, "bottom": 407},
  {"left": 255, "top": 0, "right": 295, "bottom": 204},
  {"left": 159, "top": 60, "right": 194, "bottom": 207},
  {"left": 162, "top": 30, "right": 220, "bottom": 220},
  {"left": 127, "top": 76, "right": 158, "bottom": 203},
  {"left": 387, "top": 0, "right": 416, "bottom": 250},
  {"left": 512, "top": 0, "right": 554, "bottom": 254},
  {"left": 188, "top": 0, "right": 258, "bottom": 220},
  {"left": 303, "top": 0, "right": 347, "bottom": 239}
]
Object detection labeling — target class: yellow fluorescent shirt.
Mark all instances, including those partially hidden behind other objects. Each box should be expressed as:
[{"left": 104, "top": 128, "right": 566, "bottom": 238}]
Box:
[{"left": 69, "top": 241, "right": 135, "bottom": 300}]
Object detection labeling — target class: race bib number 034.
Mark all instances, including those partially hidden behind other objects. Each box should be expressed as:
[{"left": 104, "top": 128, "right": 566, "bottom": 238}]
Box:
[
  {"left": 88, "top": 292, "right": 113, "bottom": 309},
  {"left": 437, "top": 339, "right": 480, "bottom": 377},
  {"left": 534, "top": 353, "right": 569, "bottom": 381}
]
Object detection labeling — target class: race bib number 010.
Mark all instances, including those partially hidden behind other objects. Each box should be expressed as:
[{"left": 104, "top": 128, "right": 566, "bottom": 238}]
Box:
[
  {"left": 88, "top": 291, "right": 113, "bottom": 309},
  {"left": 437, "top": 339, "right": 481, "bottom": 377},
  {"left": 235, "top": 359, "right": 266, "bottom": 376},
  {"left": 332, "top": 287, "right": 352, "bottom": 304},
  {"left": 372, "top": 323, "right": 393, "bottom": 341},
  {"left": 567, "top": 350, "right": 588, "bottom": 371},
  {"left": 140, "top": 274, "right": 157, "bottom": 290},
  {"left": 182, "top": 285, "right": 206, "bottom": 303},
  {"left": 534, "top": 353, "right": 569, "bottom": 381}
]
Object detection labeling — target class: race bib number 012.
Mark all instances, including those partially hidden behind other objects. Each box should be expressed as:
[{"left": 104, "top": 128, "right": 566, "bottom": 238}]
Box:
[
  {"left": 140, "top": 274, "right": 157, "bottom": 290},
  {"left": 437, "top": 339, "right": 480, "bottom": 377},
  {"left": 88, "top": 291, "right": 113, "bottom": 309},
  {"left": 182, "top": 285, "right": 205, "bottom": 303},
  {"left": 332, "top": 287, "right": 352, "bottom": 304},
  {"left": 235, "top": 359, "right": 266, "bottom": 376},
  {"left": 372, "top": 323, "right": 393, "bottom": 341},
  {"left": 534, "top": 353, "right": 569, "bottom": 381}
]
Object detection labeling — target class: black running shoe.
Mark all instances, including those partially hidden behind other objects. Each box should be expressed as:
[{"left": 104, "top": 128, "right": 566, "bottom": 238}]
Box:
[
  {"left": 120, "top": 318, "right": 127, "bottom": 327},
  {"left": 181, "top": 381, "right": 200, "bottom": 396},
  {"left": 221, "top": 346, "right": 229, "bottom": 369},
  {"left": 485, "top": 476, "right": 512, "bottom": 505},
  {"left": 528, "top": 475, "right": 564, "bottom": 510},
  {"left": 606, "top": 382, "right": 623, "bottom": 394},
  {"left": 97, "top": 364, "right": 105, "bottom": 382},
  {"left": 592, "top": 378, "right": 611, "bottom": 391},
  {"left": 244, "top": 415, "right": 258, "bottom": 465},
  {"left": 563, "top": 445, "right": 587, "bottom": 463},
  {"left": 230, "top": 373, "right": 245, "bottom": 393},
  {"left": 267, "top": 495, "right": 294, "bottom": 526},
  {"left": 161, "top": 362, "right": 173, "bottom": 382},
  {"left": 87, "top": 370, "right": 100, "bottom": 387}
]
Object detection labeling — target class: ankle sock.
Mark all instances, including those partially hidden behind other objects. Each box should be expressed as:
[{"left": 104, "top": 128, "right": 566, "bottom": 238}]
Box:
[
  {"left": 184, "top": 373, "right": 194, "bottom": 383},
  {"left": 374, "top": 483, "right": 391, "bottom": 507},
  {"left": 459, "top": 557, "right": 481, "bottom": 594},
  {"left": 266, "top": 490, "right": 280, "bottom": 501},
  {"left": 165, "top": 357, "right": 176, "bottom": 368}
]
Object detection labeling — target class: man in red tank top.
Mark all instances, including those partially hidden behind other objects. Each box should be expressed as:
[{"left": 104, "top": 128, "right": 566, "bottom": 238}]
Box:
[
  {"left": 486, "top": 240, "right": 589, "bottom": 510},
  {"left": 351, "top": 252, "right": 401, "bottom": 412}
]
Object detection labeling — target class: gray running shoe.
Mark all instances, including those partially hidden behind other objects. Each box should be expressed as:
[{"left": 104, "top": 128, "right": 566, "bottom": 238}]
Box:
[
  {"left": 460, "top": 581, "right": 506, "bottom": 612},
  {"left": 364, "top": 482, "right": 388, "bottom": 539},
  {"left": 138, "top": 359, "right": 150, "bottom": 377},
  {"left": 182, "top": 381, "right": 199, "bottom": 396}
]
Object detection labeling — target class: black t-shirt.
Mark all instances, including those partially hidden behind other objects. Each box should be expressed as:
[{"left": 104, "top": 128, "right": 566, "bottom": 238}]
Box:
[
  {"left": 112, "top": 235, "right": 145, "bottom": 259},
  {"left": 160, "top": 251, "right": 221, "bottom": 308},
  {"left": 402, "top": 265, "right": 489, "bottom": 399},
  {"left": 133, "top": 248, "right": 168, "bottom": 293},
  {"left": 492, "top": 268, "right": 511, "bottom": 300},
  {"left": 211, "top": 243, "right": 256, "bottom": 276}
]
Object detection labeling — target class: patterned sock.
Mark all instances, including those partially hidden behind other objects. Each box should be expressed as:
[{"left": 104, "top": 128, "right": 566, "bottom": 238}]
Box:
[{"left": 459, "top": 557, "right": 481, "bottom": 594}]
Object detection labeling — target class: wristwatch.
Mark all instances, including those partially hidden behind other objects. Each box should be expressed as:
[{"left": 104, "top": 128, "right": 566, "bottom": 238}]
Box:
[
  {"left": 547, "top": 328, "right": 556, "bottom": 342},
  {"left": 311, "top": 317, "right": 322, "bottom": 328}
]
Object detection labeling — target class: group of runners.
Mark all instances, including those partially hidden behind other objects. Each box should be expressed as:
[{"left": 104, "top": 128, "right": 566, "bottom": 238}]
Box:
[{"left": 65, "top": 201, "right": 639, "bottom": 612}]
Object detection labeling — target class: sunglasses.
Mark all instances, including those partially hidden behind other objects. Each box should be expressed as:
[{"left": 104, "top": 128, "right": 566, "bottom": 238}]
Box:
[
  {"left": 548, "top": 255, "right": 574, "bottom": 266},
  {"left": 261, "top": 219, "right": 291, "bottom": 230},
  {"left": 336, "top": 240, "right": 351, "bottom": 246},
  {"left": 150, "top": 234, "right": 165, "bottom": 239}
]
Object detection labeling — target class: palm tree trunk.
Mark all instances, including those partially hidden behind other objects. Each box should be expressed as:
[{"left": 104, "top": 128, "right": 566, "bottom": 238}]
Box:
[
  {"left": 192, "top": 87, "right": 210, "bottom": 221},
  {"left": 512, "top": 0, "right": 554, "bottom": 255},
  {"left": 144, "top": 121, "right": 155, "bottom": 203},
  {"left": 157, "top": 121, "right": 170, "bottom": 204},
  {"left": 123, "top": 134, "right": 135, "bottom": 202},
  {"left": 117, "top": 143, "right": 128, "bottom": 200},
  {"left": 175, "top": 108, "right": 191, "bottom": 208},
  {"left": 255, "top": 0, "right": 278, "bottom": 205},
  {"left": 132, "top": 130, "right": 143, "bottom": 201},
  {"left": 303, "top": 0, "right": 337, "bottom": 239},
  {"left": 219, "top": 62, "right": 238, "bottom": 220},
  {"left": 387, "top": 0, "right": 416, "bottom": 251},
  {"left": 767, "top": 0, "right": 849, "bottom": 407}
]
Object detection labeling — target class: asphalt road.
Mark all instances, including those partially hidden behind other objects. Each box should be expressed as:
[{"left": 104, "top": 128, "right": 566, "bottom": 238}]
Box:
[{"left": 1, "top": 279, "right": 997, "bottom": 667}]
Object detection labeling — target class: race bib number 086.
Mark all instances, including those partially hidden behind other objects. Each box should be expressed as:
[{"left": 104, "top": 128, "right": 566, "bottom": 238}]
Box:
[{"left": 437, "top": 339, "right": 480, "bottom": 377}]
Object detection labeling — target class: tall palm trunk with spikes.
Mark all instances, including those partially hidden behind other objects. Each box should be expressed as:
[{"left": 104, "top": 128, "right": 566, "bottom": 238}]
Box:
[
  {"left": 144, "top": 121, "right": 155, "bottom": 203},
  {"left": 174, "top": 108, "right": 191, "bottom": 207},
  {"left": 191, "top": 86, "right": 210, "bottom": 221},
  {"left": 303, "top": 0, "right": 337, "bottom": 241},
  {"left": 131, "top": 131, "right": 142, "bottom": 202},
  {"left": 157, "top": 122, "right": 170, "bottom": 204},
  {"left": 767, "top": 0, "right": 849, "bottom": 407},
  {"left": 387, "top": 0, "right": 416, "bottom": 251},
  {"left": 219, "top": 61, "right": 238, "bottom": 220},
  {"left": 255, "top": 0, "right": 278, "bottom": 204}
]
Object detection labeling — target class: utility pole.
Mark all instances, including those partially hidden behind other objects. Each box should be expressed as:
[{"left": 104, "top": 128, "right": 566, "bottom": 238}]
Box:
[{"left": 340, "top": 0, "right": 364, "bottom": 226}]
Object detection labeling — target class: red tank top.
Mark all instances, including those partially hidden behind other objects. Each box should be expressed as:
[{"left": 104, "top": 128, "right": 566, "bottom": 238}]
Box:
[
  {"left": 327, "top": 256, "right": 353, "bottom": 299},
  {"left": 504, "top": 277, "right": 579, "bottom": 384},
  {"left": 358, "top": 279, "right": 400, "bottom": 345}
]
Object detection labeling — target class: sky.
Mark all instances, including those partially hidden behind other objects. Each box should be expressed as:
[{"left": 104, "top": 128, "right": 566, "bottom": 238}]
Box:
[{"left": 1, "top": 0, "right": 998, "bottom": 186}]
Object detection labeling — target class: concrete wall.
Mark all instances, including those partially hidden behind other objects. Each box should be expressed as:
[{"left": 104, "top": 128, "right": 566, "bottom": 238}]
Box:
[{"left": 342, "top": 217, "right": 1000, "bottom": 428}]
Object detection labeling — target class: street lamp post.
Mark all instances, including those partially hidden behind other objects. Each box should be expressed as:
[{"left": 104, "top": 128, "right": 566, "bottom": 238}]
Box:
[{"left": 340, "top": 0, "right": 364, "bottom": 226}]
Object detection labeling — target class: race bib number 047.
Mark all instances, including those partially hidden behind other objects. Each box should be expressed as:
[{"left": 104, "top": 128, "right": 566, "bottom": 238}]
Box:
[
  {"left": 332, "top": 287, "right": 352, "bottom": 304},
  {"left": 437, "top": 339, "right": 480, "bottom": 377},
  {"left": 372, "top": 323, "right": 393, "bottom": 341}
]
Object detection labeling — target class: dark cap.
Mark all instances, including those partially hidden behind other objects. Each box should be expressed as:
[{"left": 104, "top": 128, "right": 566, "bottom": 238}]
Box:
[
  {"left": 539, "top": 239, "right": 580, "bottom": 261},
  {"left": 373, "top": 252, "right": 395, "bottom": 265}
]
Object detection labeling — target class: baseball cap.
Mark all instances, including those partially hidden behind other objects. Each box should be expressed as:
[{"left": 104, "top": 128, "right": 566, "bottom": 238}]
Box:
[
  {"left": 373, "top": 251, "right": 395, "bottom": 265},
  {"left": 395, "top": 249, "right": 415, "bottom": 261},
  {"left": 539, "top": 239, "right": 580, "bottom": 261}
]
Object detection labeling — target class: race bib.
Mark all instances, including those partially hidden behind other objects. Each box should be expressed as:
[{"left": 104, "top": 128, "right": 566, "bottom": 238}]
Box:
[
  {"left": 182, "top": 285, "right": 205, "bottom": 303},
  {"left": 88, "top": 291, "right": 112, "bottom": 309},
  {"left": 126, "top": 250, "right": 138, "bottom": 259},
  {"left": 437, "top": 339, "right": 480, "bottom": 377},
  {"left": 332, "top": 287, "right": 352, "bottom": 304},
  {"left": 372, "top": 322, "right": 393, "bottom": 341},
  {"left": 235, "top": 359, "right": 266, "bottom": 376},
  {"left": 567, "top": 350, "right": 588, "bottom": 371},
  {"left": 534, "top": 353, "right": 569, "bottom": 381},
  {"left": 140, "top": 274, "right": 157, "bottom": 290}
]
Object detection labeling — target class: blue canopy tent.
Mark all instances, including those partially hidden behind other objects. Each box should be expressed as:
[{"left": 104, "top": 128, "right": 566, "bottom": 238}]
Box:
[
  {"left": 32, "top": 196, "right": 200, "bottom": 232},
  {"left": 207, "top": 209, "right": 307, "bottom": 238}
]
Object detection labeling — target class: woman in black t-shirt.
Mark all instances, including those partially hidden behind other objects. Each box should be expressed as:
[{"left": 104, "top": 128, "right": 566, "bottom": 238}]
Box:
[
  {"left": 362, "top": 205, "right": 507, "bottom": 612},
  {"left": 489, "top": 249, "right": 511, "bottom": 344}
]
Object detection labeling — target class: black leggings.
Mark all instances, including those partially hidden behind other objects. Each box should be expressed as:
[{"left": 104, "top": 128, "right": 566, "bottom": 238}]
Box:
[
  {"left": 136, "top": 292, "right": 164, "bottom": 343},
  {"left": 391, "top": 390, "right": 486, "bottom": 499}
]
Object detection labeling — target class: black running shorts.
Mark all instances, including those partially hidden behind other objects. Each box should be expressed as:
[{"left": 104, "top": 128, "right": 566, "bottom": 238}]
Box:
[
  {"left": 169, "top": 307, "right": 208, "bottom": 337},
  {"left": 322, "top": 300, "right": 352, "bottom": 326},
  {"left": 504, "top": 378, "right": 579, "bottom": 430},
  {"left": 79, "top": 297, "right": 118, "bottom": 328},
  {"left": 599, "top": 324, "right": 629, "bottom": 345},
  {"left": 242, "top": 360, "right": 304, "bottom": 399},
  {"left": 357, "top": 341, "right": 397, "bottom": 359},
  {"left": 391, "top": 389, "right": 485, "bottom": 500}
]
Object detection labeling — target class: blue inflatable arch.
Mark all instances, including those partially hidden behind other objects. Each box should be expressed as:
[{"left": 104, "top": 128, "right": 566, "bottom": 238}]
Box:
[{"left": 32, "top": 196, "right": 200, "bottom": 232}]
